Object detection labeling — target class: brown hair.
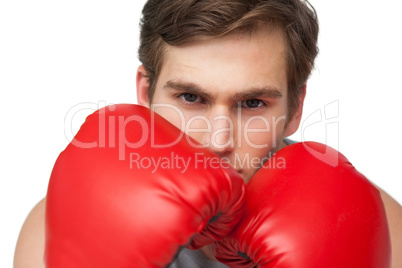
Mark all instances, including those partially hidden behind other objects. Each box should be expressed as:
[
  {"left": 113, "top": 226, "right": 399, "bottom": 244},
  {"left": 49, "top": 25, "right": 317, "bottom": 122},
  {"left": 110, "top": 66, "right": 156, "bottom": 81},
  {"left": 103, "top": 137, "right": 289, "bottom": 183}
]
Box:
[{"left": 139, "top": 0, "right": 319, "bottom": 119}]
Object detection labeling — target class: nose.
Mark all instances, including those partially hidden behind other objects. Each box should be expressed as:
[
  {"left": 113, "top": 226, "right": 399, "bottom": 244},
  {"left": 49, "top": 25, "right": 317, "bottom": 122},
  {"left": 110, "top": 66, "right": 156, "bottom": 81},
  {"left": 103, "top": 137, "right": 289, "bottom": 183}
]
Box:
[{"left": 200, "top": 110, "right": 235, "bottom": 157}]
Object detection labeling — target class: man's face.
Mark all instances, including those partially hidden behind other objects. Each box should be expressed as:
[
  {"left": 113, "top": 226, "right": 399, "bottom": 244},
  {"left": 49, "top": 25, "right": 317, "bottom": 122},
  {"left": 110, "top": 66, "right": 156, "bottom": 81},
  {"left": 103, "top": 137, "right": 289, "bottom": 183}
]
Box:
[{"left": 137, "top": 26, "right": 304, "bottom": 182}]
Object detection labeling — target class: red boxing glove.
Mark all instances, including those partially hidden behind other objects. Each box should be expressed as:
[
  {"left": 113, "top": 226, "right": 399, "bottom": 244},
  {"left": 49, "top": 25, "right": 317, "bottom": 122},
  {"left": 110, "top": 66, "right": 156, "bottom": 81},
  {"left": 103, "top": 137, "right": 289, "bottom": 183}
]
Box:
[
  {"left": 45, "top": 104, "right": 246, "bottom": 267},
  {"left": 215, "top": 142, "right": 391, "bottom": 268}
]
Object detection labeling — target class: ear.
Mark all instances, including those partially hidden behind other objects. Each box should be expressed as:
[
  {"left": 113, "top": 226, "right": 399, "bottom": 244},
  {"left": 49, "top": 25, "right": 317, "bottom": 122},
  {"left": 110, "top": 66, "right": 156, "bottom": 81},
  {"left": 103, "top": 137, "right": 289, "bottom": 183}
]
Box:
[
  {"left": 284, "top": 83, "right": 307, "bottom": 137},
  {"left": 136, "top": 65, "right": 150, "bottom": 108}
]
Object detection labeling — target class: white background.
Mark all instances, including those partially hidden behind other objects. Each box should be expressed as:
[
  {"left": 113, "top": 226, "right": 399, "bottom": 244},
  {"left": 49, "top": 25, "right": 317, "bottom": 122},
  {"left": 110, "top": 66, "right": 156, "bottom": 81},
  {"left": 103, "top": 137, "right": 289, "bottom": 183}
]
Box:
[{"left": 1, "top": 0, "right": 401, "bottom": 266}]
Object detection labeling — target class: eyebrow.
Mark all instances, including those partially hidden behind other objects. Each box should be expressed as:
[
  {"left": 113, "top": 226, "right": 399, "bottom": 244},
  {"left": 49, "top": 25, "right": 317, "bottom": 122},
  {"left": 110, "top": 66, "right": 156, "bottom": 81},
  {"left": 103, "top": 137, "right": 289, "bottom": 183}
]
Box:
[
  {"left": 164, "top": 80, "right": 212, "bottom": 102},
  {"left": 163, "top": 80, "right": 283, "bottom": 103},
  {"left": 230, "top": 87, "right": 283, "bottom": 102}
]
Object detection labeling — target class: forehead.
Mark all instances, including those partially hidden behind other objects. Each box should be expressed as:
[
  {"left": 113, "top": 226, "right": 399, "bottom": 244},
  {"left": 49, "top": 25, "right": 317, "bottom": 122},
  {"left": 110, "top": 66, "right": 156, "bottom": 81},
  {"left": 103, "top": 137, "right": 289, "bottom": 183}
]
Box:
[{"left": 157, "top": 24, "right": 288, "bottom": 97}]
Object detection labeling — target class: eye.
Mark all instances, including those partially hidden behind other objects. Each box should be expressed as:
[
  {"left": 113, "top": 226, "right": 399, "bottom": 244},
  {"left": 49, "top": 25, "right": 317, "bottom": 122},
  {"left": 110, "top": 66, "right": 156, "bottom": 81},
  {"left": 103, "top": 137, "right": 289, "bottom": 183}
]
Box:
[
  {"left": 179, "top": 93, "right": 203, "bottom": 103},
  {"left": 241, "top": 99, "right": 265, "bottom": 109}
]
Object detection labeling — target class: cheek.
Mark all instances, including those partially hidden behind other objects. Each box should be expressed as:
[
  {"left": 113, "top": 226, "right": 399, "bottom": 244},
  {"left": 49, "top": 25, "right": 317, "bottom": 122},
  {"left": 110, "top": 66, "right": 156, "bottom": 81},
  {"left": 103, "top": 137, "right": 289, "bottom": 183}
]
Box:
[
  {"left": 182, "top": 115, "right": 212, "bottom": 145},
  {"left": 240, "top": 115, "right": 286, "bottom": 149},
  {"left": 238, "top": 114, "right": 288, "bottom": 181},
  {"left": 151, "top": 104, "right": 185, "bottom": 131},
  {"left": 151, "top": 103, "right": 209, "bottom": 145},
  {"left": 150, "top": 87, "right": 187, "bottom": 132}
]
